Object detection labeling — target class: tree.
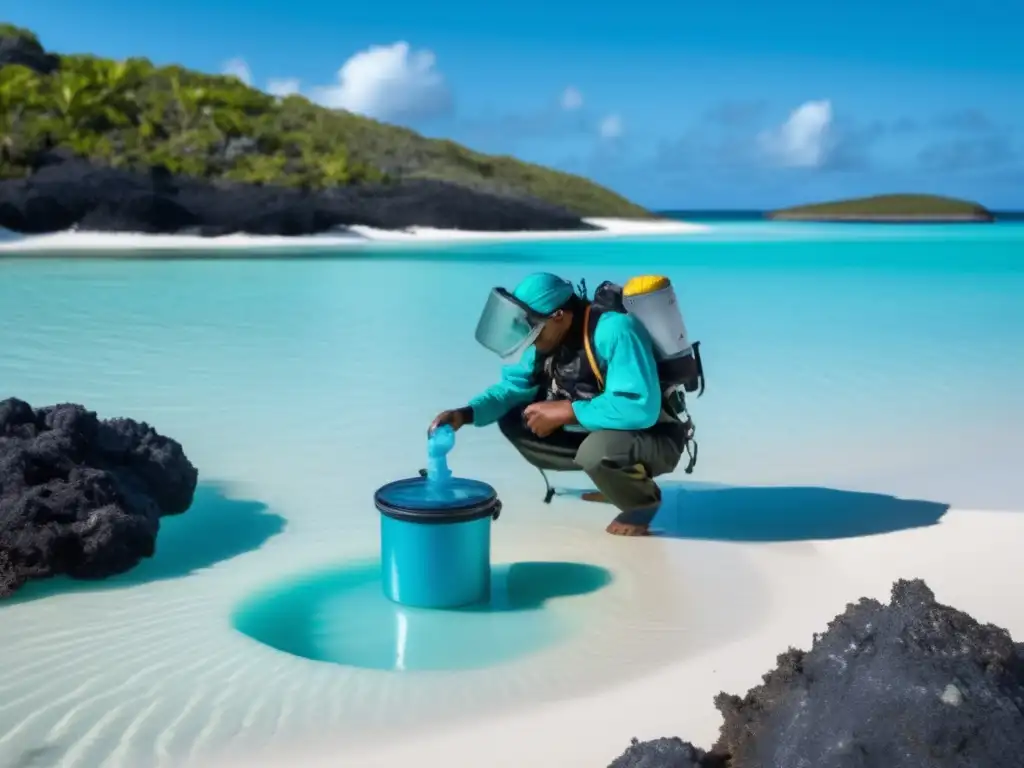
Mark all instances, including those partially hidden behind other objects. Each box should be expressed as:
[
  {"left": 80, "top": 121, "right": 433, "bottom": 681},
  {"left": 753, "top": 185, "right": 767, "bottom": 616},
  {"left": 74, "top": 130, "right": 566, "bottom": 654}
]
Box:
[
  {"left": 0, "top": 65, "right": 43, "bottom": 167},
  {"left": 168, "top": 73, "right": 208, "bottom": 133}
]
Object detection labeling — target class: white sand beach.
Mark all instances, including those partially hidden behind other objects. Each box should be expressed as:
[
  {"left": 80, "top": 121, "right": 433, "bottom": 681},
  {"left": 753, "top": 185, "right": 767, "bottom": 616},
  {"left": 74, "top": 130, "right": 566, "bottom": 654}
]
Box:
[
  {"left": 1, "top": 223, "right": 1022, "bottom": 768},
  {"left": 0, "top": 217, "right": 708, "bottom": 255},
  {"left": 204, "top": 501, "right": 1024, "bottom": 768},
  {"left": 6, "top": 471, "right": 1022, "bottom": 768}
]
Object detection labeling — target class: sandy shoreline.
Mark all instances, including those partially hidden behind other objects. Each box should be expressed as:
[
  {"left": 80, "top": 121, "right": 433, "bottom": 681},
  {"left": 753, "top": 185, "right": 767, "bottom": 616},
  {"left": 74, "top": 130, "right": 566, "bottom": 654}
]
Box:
[
  {"left": 197, "top": 504, "right": 1024, "bottom": 768},
  {"left": 0, "top": 217, "right": 708, "bottom": 256}
]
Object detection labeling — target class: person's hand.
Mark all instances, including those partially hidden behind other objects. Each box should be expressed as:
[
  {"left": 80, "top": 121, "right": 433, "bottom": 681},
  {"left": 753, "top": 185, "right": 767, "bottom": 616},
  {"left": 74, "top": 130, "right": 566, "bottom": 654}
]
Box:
[
  {"left": 523, "top": 400, "right": 576, "bottom": 438},
  {"left": 429, "top": 408, "right": 469, "bottom": 435}
]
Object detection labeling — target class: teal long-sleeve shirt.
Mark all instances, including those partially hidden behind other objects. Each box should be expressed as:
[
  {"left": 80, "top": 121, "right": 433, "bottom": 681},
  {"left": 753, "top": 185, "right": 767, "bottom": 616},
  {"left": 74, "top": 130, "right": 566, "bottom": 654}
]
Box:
[{"left": 467, "top": 311, "right": 663, "bottom": 431}]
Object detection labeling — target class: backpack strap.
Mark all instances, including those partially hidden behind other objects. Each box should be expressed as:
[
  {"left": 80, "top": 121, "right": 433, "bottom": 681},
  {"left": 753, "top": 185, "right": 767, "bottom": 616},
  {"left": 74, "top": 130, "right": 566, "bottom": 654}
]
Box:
[
  {"left": 691, "top": 341, "right": 706, "bottom": 397},
  {"left": 582, "top": 304, "right": 605, "bottom": 390}
]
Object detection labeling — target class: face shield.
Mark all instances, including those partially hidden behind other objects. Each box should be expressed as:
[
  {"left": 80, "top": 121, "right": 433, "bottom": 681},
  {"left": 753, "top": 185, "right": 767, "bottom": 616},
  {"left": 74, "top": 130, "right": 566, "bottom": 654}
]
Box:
[{"left": 474, "top": 287, "right": 551, "bottom": 358}]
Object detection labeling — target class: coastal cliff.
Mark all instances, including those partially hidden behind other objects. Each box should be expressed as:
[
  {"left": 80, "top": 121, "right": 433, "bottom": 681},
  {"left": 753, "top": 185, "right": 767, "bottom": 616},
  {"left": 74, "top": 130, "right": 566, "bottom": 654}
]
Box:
[
  {"left": 767, "top": 194, "right": 995, "bottom": 223},
  {"left": 0, "top": 24, "right": 648, "bottom": 236},
  {"left": 0, "top": 154, "right": 597, "bottom": 235}
]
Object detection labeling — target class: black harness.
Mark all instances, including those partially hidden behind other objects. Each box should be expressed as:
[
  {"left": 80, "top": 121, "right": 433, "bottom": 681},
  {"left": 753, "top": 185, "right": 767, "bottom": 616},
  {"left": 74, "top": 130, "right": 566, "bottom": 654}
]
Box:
[{"left": 530, "top": 299, "right": 603, "bottom": 406}]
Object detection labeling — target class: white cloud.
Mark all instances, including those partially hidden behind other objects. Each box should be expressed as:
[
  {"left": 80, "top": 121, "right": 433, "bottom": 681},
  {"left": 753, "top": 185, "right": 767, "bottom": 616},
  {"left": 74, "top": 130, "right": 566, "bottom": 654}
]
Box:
[
  {"left": 309, "top": 41, "right": 452, "bottom": 121},
  {"left": 758, "top": 99, "right": 833, "bottom": 168},
  {"left": 561, "top": 86, "right": 583, "bottom": 111},
  {"left": 598, "top": 113, "right": 624, "bottom": 139},
  {"left": 222, "top": 57, "right": 252, "bottom": 86},
  {"left": 266, "top": 78, "right": 301, "bottom": 98}
]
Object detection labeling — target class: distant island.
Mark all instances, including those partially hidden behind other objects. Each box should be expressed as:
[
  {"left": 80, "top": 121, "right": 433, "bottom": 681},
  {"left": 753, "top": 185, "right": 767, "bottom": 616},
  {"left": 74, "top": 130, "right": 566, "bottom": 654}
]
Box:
[
  {"left": 767, "top": 194, "right": 995, "bottom": 223},
  {"left": 0, "top": 24, "right": 651, "bottom": 237}
]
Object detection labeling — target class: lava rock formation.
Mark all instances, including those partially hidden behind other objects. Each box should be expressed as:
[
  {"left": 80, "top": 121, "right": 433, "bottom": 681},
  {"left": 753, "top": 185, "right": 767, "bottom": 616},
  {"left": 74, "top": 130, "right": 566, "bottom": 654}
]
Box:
[
  {"left": 611, "top": 579, "right": 1024, "bottom": 768},
  {"left": 0, "top": 398, "right": 198, "bottom": 597},
  {"left": 0, "top": 155, "right": 595, "bottom": 236}
]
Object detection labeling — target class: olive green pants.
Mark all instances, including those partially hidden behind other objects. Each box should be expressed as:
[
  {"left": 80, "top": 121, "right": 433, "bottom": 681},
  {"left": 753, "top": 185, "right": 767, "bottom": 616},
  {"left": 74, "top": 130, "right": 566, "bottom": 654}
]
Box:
[{"left": 497, "top": 406, "right": 687, "bottom": 525}]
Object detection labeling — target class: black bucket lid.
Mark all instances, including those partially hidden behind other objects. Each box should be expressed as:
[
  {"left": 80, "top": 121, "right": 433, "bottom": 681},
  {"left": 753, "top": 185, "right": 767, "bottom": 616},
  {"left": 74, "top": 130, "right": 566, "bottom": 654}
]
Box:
[{"left": 374, "top": 476, "right": 501, "bottom": 524}]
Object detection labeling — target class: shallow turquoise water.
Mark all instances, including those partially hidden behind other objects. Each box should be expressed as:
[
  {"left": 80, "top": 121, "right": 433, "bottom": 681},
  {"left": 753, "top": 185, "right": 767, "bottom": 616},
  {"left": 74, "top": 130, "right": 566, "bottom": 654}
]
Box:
[
  {"left": 1, "top": 221, "right": 1022, "bottom": 767},
  {"left": 2, "top": 222, "right": 1021, "bottom": 510},
  {"left": 232, "top": 560, "right": 613, "bottom": 671}
]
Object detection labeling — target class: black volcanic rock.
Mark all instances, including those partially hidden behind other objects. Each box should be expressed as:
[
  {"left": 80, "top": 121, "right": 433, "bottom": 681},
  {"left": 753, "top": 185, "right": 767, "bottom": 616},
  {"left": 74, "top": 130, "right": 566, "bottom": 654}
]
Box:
[
  {"left": 0, "top": 398, "right": 199, "bottom": 597},
  {"left": 0, "top": 156, "right": 596, "bottom": 236},
  {"left": 612, "top": 579, "right": 1024, "bottom": 768},
  {"left": 0, "top": 29, "right": 59, "bottom": 75},
  {"left": 610, "top": 738, "right": 718, "bottom": 768}
]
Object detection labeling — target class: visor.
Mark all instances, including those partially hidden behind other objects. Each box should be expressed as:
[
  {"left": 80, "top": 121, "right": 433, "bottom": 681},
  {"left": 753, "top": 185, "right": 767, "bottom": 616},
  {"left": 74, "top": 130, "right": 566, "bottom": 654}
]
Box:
[{"left": 474, "top": 287, "right": 550, "bottom": 358}]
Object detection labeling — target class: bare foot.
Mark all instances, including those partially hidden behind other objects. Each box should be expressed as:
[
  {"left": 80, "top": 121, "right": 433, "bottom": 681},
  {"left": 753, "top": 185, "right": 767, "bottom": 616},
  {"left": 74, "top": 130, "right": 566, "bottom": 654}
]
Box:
[
  {"left": 581, "top": 491, "right": 609, "bottom": 503},
  {"left": 605, "top": 520, "right": 650, "bottom": 536}
]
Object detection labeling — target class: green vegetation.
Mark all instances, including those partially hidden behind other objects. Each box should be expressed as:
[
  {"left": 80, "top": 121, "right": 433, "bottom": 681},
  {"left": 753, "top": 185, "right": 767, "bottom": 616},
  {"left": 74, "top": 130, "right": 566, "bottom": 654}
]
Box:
[
  {"left": 0, "top": 27, "right": 651, "bottom": 217},
  {"left": 0, "top": 23, "right": 39, "bottom": 43},
  {"left": 769, "top": 194, "right": 994, "bottom": 221}
]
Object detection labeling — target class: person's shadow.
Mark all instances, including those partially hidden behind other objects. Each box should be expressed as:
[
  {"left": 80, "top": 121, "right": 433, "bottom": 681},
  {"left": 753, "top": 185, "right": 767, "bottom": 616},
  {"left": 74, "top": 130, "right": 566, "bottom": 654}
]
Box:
[
  {"left": 4, "top": 482, "right": 286, "bottom": 605},
  {"left": 648, "top": 482, "right": 949, "bottom": 542}
]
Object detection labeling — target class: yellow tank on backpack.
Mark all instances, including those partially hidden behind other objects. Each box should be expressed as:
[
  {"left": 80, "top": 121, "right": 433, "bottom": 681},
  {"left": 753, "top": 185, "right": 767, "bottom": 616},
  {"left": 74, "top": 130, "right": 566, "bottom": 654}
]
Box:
[{"left": 622, "top": 275, "right": 691, "bottom": 359}]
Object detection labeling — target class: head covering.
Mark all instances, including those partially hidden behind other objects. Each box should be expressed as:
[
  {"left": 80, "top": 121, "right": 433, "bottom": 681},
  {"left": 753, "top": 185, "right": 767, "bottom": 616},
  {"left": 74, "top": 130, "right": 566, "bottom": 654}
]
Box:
[{"left": 512, "top": 272, "right": 574, "bottom": 316}]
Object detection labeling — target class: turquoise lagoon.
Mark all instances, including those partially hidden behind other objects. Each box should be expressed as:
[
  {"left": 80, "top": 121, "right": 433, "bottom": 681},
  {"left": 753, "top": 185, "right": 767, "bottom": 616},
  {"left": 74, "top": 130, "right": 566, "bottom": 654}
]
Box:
[{"left": 0, "top": 221, "right": 1022, "bottom": 767}]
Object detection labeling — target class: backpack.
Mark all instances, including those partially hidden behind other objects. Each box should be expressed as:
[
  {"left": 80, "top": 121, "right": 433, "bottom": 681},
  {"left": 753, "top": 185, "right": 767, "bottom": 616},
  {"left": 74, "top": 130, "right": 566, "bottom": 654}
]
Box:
[{"left": 578, "top": 279, "right": 704, "bottom": 474}]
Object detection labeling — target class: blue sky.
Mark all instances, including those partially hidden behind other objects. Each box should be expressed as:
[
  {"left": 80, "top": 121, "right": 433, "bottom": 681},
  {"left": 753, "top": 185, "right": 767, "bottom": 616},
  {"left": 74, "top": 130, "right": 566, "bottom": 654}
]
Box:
[{"left": 6, "top": 0, "right": 1023, "bottom": 209}]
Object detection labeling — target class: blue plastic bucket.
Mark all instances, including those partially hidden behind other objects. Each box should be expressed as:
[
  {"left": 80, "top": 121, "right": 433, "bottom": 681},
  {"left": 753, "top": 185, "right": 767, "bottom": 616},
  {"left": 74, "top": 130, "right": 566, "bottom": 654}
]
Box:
[{"left": 374, "top": 476, "right": 502, "bottom": 609}]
